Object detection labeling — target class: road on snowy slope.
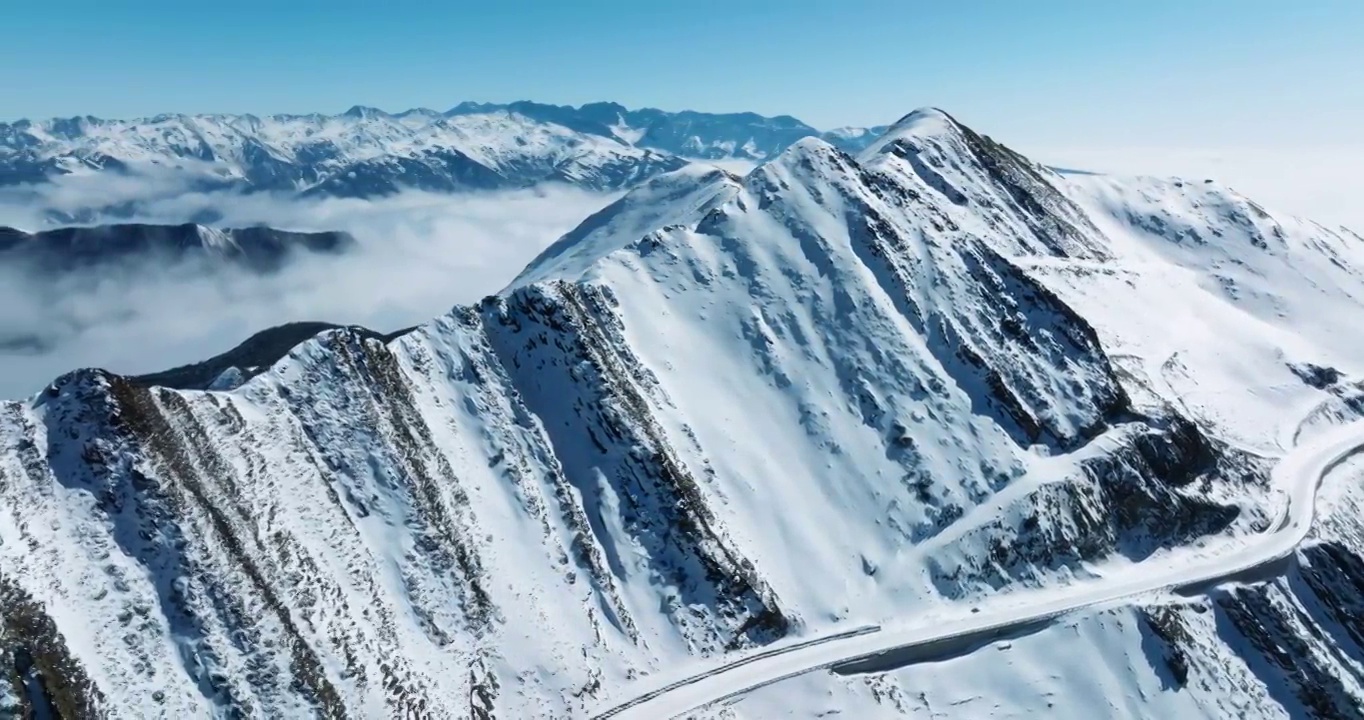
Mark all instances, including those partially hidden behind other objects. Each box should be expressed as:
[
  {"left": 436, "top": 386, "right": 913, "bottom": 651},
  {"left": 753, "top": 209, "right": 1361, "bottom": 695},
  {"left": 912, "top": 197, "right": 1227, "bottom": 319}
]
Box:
[{"left": 590, "top": 420, "right": 1364, "bottom": 719}]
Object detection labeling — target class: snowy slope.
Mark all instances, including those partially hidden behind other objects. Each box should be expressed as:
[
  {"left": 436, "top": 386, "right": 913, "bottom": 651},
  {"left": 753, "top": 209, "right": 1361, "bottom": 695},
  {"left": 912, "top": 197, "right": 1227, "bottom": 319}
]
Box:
[
  {"left": 3, "top": 107, "right": 1364, "bottom": 719},
  {"left": 593, "top": 419, "right": 1364, "bottom": 719},
  {"left": 651, "top": 112, "right": 1364, "bottom": 719}
]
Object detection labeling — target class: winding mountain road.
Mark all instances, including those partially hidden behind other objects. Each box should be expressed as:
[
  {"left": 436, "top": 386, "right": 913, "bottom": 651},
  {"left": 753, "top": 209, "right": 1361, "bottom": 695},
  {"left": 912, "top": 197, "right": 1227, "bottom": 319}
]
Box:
[{"left": 591, "top": 419, "right": 1364, "bottom": 719}]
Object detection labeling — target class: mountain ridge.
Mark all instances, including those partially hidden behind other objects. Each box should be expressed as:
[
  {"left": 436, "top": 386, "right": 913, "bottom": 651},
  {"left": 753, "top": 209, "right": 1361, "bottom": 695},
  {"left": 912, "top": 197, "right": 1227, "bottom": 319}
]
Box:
[
  {"left": 0, "top": 108, "right": 689, "bottom": 219},
  {"left": 441, "top": 99, "right": 889, "bottom": 159},
  {"left": 0, "top": 102, "right": 888, "bottom": 222}
]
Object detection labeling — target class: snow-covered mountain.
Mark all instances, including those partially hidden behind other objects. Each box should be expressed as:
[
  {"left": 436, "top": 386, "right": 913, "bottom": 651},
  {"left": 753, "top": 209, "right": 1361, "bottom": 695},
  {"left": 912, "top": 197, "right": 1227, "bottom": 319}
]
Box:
[
  {"left": 0, "top": 108, "right": 690, "bottom": 208},
  {"left": 0, "top": 103, "right": 886, "bottom": 221},
  {"left": 4, "top": 108, "right": 1364, "bottom": 719},
  {"left": 0, "top": 223, "right": 353, "bottom": 273}
]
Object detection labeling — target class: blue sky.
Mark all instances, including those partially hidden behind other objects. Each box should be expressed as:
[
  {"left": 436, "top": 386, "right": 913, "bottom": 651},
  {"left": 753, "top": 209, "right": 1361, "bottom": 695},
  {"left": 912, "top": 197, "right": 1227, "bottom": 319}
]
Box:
[{"left": 4, "top": 0, "right": 1361, "bottom": 146}]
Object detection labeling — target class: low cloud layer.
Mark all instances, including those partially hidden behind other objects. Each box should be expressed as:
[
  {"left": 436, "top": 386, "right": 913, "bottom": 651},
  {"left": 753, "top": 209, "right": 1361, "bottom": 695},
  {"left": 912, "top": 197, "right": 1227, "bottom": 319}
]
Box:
[{"left": 0, "top": 180, "right": 617, "bottom": 399}]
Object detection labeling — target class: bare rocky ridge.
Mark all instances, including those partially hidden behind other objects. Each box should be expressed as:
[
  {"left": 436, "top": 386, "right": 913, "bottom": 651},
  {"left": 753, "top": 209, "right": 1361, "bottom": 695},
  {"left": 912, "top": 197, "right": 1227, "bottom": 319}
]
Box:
[
  {"left": 128, "top": 321, "right": 416, "bottom": 392},
  {"left": 2, "top": 108, "right": 1364, "bottom": 718}
]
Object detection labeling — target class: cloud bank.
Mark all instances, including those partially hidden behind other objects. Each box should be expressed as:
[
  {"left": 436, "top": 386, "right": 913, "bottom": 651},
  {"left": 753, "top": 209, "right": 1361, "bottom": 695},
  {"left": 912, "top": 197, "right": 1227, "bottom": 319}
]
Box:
[{"left": 0, "top": 179, "right": 617, "bottom": 399}]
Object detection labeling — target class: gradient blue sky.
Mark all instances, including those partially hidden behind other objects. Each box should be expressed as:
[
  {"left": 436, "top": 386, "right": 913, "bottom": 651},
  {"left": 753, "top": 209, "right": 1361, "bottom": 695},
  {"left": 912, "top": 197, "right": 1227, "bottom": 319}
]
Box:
[{"left": 4, "top": 0, "right": 1360, "bottom": 147}]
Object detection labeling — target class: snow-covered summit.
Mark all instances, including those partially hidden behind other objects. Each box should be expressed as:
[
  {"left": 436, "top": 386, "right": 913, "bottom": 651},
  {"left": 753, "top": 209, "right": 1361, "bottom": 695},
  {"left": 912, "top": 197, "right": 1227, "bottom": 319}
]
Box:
[
  {"left": 871, "top": 106, "right": 958, "bottom": 143},
  {"left": 512, "top": 163, "right": 742, "bottom": 287}
]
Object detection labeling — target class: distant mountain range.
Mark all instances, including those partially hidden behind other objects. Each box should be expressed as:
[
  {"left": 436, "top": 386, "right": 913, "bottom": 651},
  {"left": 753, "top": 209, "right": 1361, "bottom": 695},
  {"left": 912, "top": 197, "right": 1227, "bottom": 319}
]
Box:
[
  {"left": 0, "top": 102, "right": 887, "bottom": 220},
  {"left": 442, "top": 100, "right": 889, "bottom": 160},
  {"left": 0, "top": 223, "right": 352, "bottom": 273}
]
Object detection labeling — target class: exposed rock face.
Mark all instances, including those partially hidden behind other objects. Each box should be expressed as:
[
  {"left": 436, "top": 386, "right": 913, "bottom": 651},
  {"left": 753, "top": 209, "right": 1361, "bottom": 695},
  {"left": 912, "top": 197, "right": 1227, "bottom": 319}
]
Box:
[{"left": 3, "top": 107, "right": 1364, "bottom": 718}]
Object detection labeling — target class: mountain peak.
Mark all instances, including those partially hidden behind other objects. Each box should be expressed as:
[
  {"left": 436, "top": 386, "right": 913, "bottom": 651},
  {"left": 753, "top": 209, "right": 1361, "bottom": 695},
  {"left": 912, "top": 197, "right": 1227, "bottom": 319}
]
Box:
[
  {"left": 0, "top": 222, "right": 354, "bottom": 273},
  {"left": 891, "top": 106, "right": 954, "bottom": 127},
  {"left": 757, "top": 135, "right": 860, "bottom": 184},
  {"left": 443, "top": 100, "right": 500, "bottom": 115},
  {"left": 578, "top": 101, "right": 629, "bottom": 115},
  {"left": 856, "top": 107, "right": 1109, "bottom": 258},
  {"left": 343, "top": 105, "right": 389, "bottom": 120},
  {"left": 509, "top": 163, "right": 740, "bottom": 288},
  {"left": 785, "top": 134, "right": 843, "bottom": 154},
  {"left": 859, "top": 107, "right": 961, "bottom": 156}
]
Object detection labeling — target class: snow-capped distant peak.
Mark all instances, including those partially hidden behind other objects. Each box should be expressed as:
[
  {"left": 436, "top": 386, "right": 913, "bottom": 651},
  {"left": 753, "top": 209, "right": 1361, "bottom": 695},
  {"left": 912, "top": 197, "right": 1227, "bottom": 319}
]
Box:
[
  {"left": 0, "top": 222, "right": 354, "bottom": 273},
  {"left": 191, "top": 223, "right": 237, "bottom": 251},
  {"left": 342, "top": 105, "right": 389, "bottom": 119}
]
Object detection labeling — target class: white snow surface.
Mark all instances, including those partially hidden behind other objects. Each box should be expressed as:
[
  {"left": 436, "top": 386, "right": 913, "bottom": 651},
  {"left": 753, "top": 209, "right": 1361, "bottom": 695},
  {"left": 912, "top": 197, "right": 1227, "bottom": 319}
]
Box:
[
  {"left": 593, "top": 419, "right": 1364, "bottom": 718},
  {"left": 4, "top": 107, "right": 1364, "bottom": 718}
]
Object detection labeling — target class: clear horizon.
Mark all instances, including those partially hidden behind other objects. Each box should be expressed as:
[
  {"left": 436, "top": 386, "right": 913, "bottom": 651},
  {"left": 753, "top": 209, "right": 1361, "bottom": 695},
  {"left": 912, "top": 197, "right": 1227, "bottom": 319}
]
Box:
[{"left": 5, "top": 1, "right": 1362, "bottom": 148}]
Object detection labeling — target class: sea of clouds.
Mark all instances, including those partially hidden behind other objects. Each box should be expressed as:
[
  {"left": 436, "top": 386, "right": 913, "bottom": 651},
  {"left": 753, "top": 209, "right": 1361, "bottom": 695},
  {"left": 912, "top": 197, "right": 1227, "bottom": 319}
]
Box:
[{"left": 0, "top": 174, "right": 618, "bottom": 398}]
